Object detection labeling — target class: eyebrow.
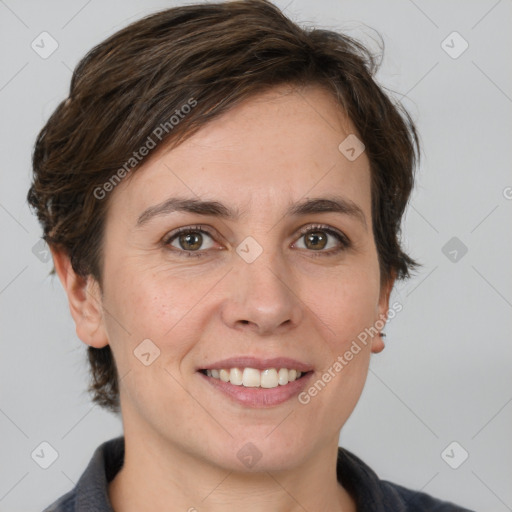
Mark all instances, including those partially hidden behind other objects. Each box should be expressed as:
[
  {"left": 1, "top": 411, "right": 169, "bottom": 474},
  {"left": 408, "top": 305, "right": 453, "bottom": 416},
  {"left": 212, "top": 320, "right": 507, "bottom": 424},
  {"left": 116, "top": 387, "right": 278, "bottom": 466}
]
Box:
[{"left": 136, "top": 195, "right": 367, "bottom": 230}]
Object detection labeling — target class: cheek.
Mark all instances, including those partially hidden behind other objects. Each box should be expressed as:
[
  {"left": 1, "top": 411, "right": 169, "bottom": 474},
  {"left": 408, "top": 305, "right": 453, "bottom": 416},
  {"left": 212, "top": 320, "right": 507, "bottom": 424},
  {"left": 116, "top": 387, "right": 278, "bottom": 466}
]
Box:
[
  {"left": 99, "top": 274, "right": 200, "bottom": 415},
  {"left": 101, "top": 265, "right": 218, "bottom": 370},
  {"left": 298, "top": 272, "right": 378, "bottom": 429},
  {"left": 298, "top": 262, "right": 380, "bottom": 415},
  {"left": 104, "top": 261, "right": 186, "bottom": 333},
  {"left": 306, "top": 262, "right": 381, "bottom": 342}
]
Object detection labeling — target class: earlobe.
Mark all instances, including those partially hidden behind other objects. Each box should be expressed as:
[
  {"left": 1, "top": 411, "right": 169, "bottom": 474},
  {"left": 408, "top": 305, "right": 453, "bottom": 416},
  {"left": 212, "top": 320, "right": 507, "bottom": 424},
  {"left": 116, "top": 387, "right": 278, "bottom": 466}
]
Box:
[
  {"left": 51, "top": 247, "right": 109, "bottom": 349},
  {"left": 371, "top": 334, "right": 385, "bottom": 354}
]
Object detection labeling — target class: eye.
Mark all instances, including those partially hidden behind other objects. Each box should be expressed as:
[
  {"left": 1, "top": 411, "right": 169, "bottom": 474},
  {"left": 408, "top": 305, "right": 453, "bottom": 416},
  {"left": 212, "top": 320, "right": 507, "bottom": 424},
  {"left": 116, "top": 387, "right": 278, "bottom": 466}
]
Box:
[
  {"left": 293, "top": 224, "right": 351, "bottom": 255},
  {"left": 163, "top": 225, "right": 216, "bottom": 257},
  {"left": 163, "top": 223, "right": 351, "bottom": 258}
]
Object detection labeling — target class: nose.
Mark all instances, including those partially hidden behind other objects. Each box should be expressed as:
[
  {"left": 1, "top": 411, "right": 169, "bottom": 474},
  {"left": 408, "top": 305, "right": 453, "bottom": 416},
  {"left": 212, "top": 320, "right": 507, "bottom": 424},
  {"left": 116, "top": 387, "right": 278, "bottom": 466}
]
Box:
[{"left": 220, "top": 244, "right": 303, "bottom": 336}]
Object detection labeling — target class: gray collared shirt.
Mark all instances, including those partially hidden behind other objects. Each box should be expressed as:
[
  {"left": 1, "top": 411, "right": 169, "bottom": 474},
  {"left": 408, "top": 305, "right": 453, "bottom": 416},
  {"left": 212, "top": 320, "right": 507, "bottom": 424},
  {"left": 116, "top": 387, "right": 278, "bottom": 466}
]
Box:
[{"left": 42, "top": 437, "right": 474, "bottom": 511}]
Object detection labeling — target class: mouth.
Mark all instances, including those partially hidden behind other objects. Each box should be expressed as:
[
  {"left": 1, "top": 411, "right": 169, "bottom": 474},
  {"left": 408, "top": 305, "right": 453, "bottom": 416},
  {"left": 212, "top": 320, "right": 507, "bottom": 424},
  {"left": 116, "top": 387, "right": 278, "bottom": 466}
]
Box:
[
  {"left": 199, "top": 367, "right": 310, "bottom": 388},
  {"left": 197, "top": 357, "right": 314, "bottom": 407}
]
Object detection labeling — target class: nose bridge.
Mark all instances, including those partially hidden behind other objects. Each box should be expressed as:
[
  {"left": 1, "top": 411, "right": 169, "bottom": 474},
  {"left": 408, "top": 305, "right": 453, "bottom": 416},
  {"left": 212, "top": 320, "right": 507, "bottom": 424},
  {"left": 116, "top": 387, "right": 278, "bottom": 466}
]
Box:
[
  {"left": 237, "top": 234, "right": 292, "bottom": 301},
  {"left": 222, "top": 233, "right": 302, "bottom": 333}
]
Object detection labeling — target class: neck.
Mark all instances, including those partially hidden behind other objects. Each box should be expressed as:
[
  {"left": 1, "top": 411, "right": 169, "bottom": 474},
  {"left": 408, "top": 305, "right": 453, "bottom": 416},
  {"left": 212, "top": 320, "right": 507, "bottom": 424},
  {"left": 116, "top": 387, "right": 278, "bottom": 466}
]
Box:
[{"left": 108, "top": 425, "right": 356, "bottom": 512}]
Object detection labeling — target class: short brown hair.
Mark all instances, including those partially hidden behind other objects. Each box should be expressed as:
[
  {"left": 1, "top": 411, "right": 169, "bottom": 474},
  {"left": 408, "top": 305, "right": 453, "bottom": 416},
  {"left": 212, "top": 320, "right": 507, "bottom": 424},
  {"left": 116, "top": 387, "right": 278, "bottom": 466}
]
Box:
[{"left": 28, "top": 0, "right": 420, "bottom": 413}]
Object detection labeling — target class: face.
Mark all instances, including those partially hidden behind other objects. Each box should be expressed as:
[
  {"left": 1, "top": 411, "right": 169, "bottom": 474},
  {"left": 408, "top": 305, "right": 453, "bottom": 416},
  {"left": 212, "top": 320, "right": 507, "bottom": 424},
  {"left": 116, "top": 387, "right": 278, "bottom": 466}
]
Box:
[{"left": 75, "top": 85, "right": 392, "bottom": 472}]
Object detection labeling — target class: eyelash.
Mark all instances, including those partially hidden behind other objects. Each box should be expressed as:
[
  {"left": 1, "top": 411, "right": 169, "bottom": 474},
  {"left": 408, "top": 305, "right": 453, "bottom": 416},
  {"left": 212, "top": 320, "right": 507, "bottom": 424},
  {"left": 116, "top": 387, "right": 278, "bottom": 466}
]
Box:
[{"left": 162, "top": 223, "right": 351, "bottom": 258}]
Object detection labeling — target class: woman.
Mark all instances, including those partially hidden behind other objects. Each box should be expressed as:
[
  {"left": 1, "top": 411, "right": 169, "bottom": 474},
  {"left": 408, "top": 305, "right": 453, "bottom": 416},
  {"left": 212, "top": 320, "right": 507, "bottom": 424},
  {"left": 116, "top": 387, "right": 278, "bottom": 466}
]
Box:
[{"left": 28, "top": 1, "right": 474, "bottom": 510}]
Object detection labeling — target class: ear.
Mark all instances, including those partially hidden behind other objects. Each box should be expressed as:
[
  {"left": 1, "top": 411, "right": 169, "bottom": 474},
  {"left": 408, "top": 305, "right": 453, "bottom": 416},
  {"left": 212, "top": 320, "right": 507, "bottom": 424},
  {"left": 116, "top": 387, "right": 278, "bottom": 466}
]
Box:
[
  {"left": 371, "top": 271, "right": 396, "bottom": 354},
  {"left": 51, "top": 247, "right": 109, "bottom": 349}
]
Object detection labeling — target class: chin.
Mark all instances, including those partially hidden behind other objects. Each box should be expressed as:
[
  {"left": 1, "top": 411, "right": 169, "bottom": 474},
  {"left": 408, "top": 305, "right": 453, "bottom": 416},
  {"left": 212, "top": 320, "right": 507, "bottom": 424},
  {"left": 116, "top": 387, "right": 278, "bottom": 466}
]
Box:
[{"left": 205, "top": 432, "right": 314, "bottom": 474}]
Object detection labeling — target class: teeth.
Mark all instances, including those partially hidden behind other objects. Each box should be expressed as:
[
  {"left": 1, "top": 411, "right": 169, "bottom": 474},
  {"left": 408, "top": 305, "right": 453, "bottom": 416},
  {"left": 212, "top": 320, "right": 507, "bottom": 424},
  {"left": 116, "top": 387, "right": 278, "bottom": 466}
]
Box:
[
  {"left": 242, "top": 368, "right": 260, "bottom": 387},
  {"left": 260, "top": 368, "right": 278, "bottom": 388},
  {"left": 230, "top": 368, "right": 243, "bottom": 386},
  {"left": 204, "top": 367, "right": 304, "bottom": 388},
  {"left": 278, "top": 368, "right": 289, "bottom": 386}
]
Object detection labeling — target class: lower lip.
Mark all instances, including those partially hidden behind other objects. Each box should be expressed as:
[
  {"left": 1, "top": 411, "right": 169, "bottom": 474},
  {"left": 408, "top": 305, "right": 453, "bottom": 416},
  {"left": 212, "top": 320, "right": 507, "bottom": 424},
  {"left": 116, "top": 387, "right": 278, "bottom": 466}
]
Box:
[{"left": 199, "top": 371, "right": 313, "bottom": 408}]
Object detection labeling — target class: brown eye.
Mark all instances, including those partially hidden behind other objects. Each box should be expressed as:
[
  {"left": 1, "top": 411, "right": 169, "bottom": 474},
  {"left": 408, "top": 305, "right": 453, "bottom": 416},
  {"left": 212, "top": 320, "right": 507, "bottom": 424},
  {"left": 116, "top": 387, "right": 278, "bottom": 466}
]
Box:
[
  {"left": 294, "top": 225, "right": 350, "bottom": 255},
  {"left": 165, "top": 227, "right": 215, "bottom": 255},
  {"left": 304, "top": 231, "right": 328, "bottom": 250},
  {"left": 178, "top": 232, "right": 203, "bottom": 251}
]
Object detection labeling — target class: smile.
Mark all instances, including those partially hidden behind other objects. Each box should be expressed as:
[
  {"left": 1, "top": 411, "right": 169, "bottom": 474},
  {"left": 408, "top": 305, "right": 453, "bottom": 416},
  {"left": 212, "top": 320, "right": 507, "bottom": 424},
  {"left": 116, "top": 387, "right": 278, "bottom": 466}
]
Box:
[{"left": 200, "top": 367, "right": 306, "bottom": 388}]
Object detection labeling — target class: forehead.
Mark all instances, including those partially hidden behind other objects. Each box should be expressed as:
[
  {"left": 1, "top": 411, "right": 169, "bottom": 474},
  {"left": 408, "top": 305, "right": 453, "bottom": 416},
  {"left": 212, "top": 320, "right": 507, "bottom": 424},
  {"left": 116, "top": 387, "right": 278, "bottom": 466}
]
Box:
[{"left": 109, "top": 84, "right": 372, "bottom": 221}]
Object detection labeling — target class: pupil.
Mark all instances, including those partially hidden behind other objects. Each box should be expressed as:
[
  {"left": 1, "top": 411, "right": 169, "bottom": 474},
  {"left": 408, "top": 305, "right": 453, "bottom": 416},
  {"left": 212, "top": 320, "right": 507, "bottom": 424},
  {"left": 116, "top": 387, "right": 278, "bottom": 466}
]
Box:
[
  {"left": 307, "top": 232, "right": 326, "bottom": 249},
  {"left": 181, "top": 233, "right": 202, "bottom": 250}
]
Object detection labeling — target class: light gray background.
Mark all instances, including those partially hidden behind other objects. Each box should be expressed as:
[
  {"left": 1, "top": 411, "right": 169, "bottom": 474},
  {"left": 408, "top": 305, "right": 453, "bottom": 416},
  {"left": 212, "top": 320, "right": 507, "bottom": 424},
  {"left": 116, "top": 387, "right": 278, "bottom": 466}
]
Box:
[{"left": 1, "top": 1, "right": 511, "bottom": 511}]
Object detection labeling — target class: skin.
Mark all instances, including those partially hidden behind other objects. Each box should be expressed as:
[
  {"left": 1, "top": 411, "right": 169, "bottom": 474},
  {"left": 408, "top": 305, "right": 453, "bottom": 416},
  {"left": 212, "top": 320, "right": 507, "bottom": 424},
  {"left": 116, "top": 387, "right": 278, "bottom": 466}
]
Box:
[{"left": 53, "top": 84, "right": 395, "bottom": 512}]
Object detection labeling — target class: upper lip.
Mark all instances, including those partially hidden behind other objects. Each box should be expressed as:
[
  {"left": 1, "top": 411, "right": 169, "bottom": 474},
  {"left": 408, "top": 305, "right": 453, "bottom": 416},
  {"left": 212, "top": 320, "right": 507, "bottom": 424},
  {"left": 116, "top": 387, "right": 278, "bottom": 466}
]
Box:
[{"left": 199, "top": 356, "right": 313, "bottom": 372}]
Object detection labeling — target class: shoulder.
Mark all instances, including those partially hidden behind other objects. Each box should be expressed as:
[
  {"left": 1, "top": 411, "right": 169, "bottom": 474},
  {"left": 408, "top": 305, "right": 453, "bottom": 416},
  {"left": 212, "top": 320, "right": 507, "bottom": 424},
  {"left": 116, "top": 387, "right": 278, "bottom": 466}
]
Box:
[
  {"left": 337, "top": 447, "right": 475, "bottom": 511},
  {"left": 380, "top": 480, "right": 474, "bottom": 511},
  {"left": 40, "top": 436, "right": 124, "bottom": 512}
]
